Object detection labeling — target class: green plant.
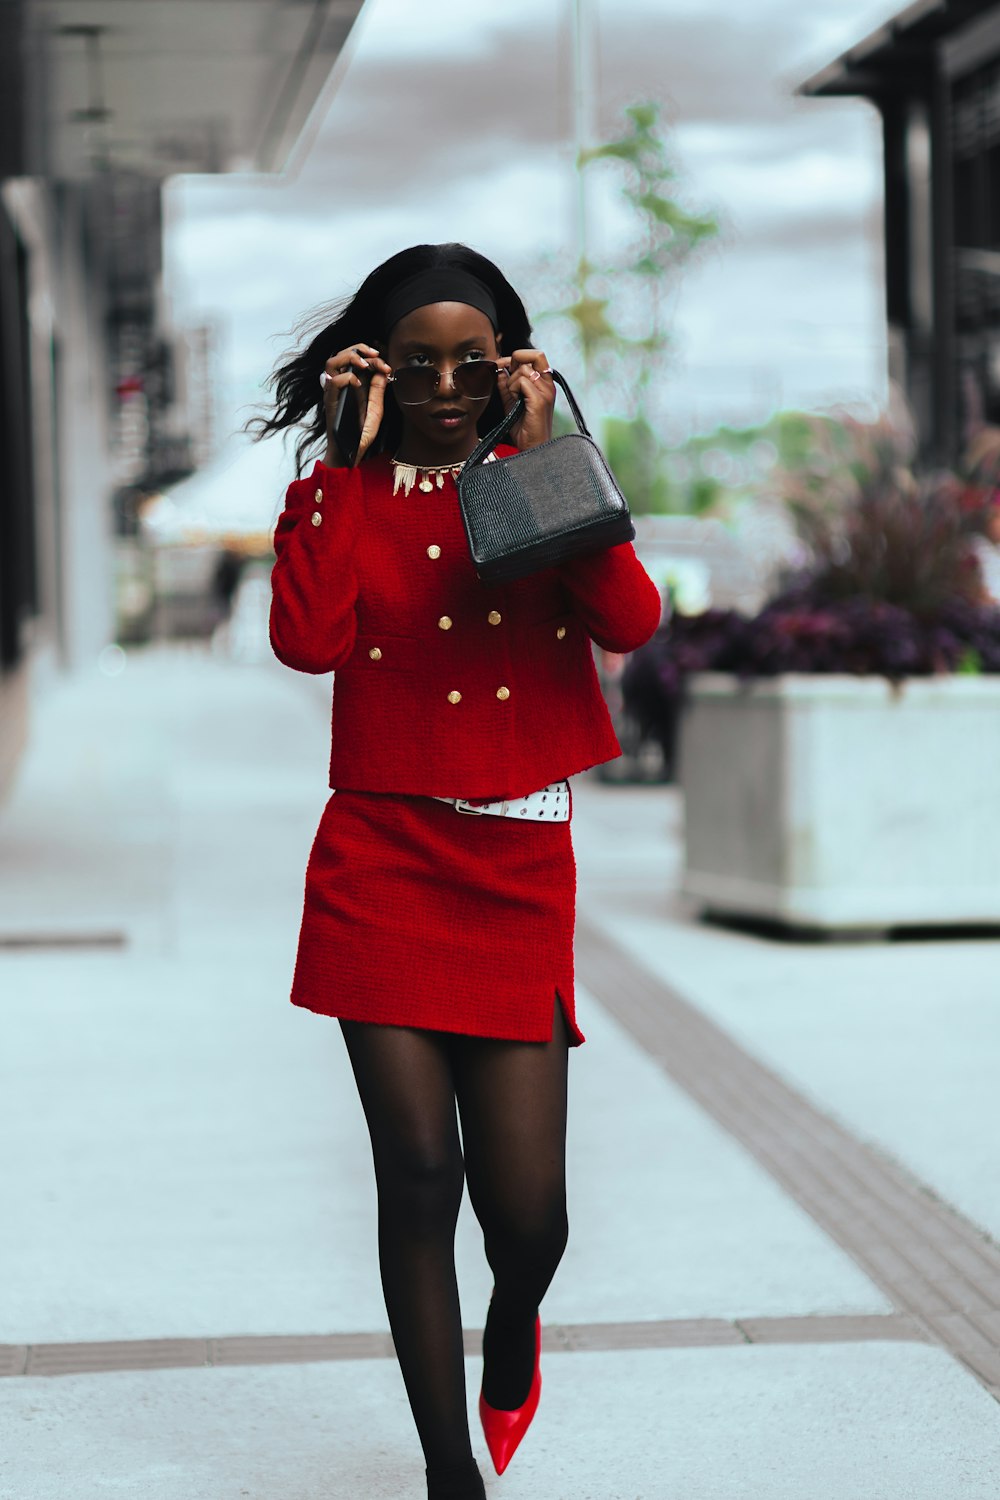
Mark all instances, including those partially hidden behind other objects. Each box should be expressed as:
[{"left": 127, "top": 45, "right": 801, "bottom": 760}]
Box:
[
  {"left": 561, "top": 102, "right": 717, "bottom": 400},
  {"left": 601, "top": 416, "right": 673, "bottom": 512},
  {"left": 542, "top": 101, "right": 718, "bottom": 510}
]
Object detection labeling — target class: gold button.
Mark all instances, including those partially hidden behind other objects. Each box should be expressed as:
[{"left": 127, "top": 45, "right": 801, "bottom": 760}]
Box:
[
  {"left": 556, "top": 625, "right": 567, "bottom": 639},
  {"left": 427, "top": 545, "right": 441, "bottom": 559},
  {"left": 447, "top": 690, "right": 462, "bottom": 705},
  {"left": 496, "top": 686, "right": 510, "bottom": 701},
  {"left": 311, "top": 511, "right": 323, "bottom": 527},
  {"left": 314, "top": 487, "right": 323, "bottom": 504},
  {"left": 487, "top": 610, "right": 502, "bottom": 626},
  {"left": 438, "top": 616, "right": 453, "bottom": 631},
  {"left": 368, "top": 647, "right": 382, "bottom": 661}
]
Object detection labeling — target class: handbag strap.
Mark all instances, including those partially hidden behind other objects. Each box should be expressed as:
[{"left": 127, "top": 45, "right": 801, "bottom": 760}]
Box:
[{"left": 462, "top": 368, "right": 593, "bottom": 470}]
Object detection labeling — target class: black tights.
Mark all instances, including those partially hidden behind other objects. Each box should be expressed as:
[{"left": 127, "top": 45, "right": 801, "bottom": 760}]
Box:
[{"left": 340, "top": 1000, "right": 570, "bottom": 1499}]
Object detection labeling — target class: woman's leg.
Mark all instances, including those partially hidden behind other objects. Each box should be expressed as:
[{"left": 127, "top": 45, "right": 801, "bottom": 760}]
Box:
[
  {"left": 453, "top": 998, "right": 571, "bottom": 1409},
  {"left": 339, "top": 1021, "right": 483, "bottom": 1496}
]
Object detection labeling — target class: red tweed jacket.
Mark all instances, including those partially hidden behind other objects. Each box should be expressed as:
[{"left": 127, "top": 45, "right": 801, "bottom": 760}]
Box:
[{"left": 269, "top": 450, "right": 662, "bottom": 800}]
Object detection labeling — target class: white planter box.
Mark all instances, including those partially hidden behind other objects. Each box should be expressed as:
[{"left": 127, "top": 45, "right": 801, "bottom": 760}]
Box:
[{"left": 679, "top": 672, "right": 1000, "bottom": 932}]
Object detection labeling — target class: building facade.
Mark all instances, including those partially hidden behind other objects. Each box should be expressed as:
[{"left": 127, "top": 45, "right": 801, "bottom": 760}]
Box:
[
  {"left": 0, "top": 0, "right": 364, "bottom": 798},
  {"left": 803, "top": 0, "right": 1000, "bottom": 463}
]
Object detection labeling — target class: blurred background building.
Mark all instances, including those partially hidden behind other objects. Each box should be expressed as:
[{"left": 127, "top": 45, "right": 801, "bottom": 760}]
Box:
[
  {"left": 0, "top": 0, "right": 364, "bottom": 798},
  {"left": 803, "top": 0, "right": 1000, "bottom": 462}
]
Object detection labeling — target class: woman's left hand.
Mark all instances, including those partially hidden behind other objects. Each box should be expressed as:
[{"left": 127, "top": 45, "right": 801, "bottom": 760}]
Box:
[{"left": 499, "top": 350, "right": 556, "bottom": 450}]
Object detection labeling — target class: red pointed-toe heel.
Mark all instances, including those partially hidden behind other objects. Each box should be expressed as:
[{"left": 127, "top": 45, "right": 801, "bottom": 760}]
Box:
[{"left": 479, "top": 1316, "right": 542, "bottom": 1476}]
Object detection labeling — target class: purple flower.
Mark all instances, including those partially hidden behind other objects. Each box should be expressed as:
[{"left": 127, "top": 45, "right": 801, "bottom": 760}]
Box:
[{"left": 622, "top": 594, "right": 1000, "bottom": 740}]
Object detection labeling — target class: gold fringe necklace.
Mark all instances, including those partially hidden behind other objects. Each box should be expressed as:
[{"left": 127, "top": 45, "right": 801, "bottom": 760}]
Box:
[{"left": 390, "top": 452, "right": 496, "bottom": 498}]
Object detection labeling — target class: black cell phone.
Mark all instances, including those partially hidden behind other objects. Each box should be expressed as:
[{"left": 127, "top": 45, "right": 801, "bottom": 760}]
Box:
[{"left": 332, "top": 381, "right": 363, "bottom": 468}]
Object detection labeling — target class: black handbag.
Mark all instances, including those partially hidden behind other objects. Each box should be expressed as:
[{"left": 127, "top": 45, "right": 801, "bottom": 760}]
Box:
[{"left": 456, "top": 370, "right": 635, "bottom": 584}]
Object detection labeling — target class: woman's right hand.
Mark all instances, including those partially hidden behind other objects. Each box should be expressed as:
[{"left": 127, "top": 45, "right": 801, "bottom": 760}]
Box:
[{"left": 322, "top": 343, "right": 392, "bottom": 466}]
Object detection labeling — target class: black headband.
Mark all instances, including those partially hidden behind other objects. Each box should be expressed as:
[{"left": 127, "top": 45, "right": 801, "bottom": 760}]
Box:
[{"left": 382, "top": 269, "right": 499, "bottom": 334}]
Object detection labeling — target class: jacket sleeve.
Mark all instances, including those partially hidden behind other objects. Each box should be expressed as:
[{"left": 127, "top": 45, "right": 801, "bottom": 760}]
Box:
[
  {"left": 269, "top": 461, "right": 362, "bottom": 674},
  {"left": 558, "top": 542, "right": 662, "bottom": 652}
]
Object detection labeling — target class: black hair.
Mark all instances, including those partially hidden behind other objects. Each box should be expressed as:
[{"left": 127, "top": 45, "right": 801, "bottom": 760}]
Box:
[{"left": 248, "top": 242, "right": 533, "bottom": 476}]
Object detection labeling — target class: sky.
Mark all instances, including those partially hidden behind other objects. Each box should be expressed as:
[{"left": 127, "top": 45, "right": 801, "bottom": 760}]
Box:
[{"left": 163, "top": 0, "right": 903, "bottom": 458}]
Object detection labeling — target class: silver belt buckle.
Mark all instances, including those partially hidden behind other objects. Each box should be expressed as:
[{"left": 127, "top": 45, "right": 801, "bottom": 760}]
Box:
[{"left": 454, "top": 799, "right": 486, "bottom": 816}]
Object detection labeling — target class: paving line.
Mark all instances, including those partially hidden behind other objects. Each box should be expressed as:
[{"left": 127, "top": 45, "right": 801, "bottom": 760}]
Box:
[
  {"left": 0, "top": 931, "right": 127, "bottom": 950},
  {"left": 0, "top": 1314, "right": 921, "bottom": 1379},
  {"left": 576, "top": 915, "right": 1000, "bottom": 1397}
]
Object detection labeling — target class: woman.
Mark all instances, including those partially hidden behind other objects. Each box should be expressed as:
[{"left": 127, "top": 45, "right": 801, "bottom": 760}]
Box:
[{"left": 261, "top": 243, "right": 661, "bottom": 1499}]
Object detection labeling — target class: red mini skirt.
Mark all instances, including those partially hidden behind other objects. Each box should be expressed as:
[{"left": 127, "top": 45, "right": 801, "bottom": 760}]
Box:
[{"left": 290, "top": 790, "right": 584, "bottom": 1045}]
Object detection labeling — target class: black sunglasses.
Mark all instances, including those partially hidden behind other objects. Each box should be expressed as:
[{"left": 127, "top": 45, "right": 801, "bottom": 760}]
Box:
[{"left": 389, "top": 361, "right": 499, "bottom": 406}]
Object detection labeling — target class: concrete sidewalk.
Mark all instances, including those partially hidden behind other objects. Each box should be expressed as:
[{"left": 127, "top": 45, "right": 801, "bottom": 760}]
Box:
[{"left": 1, "top": 645, "right": 999, "bottom": 1499}]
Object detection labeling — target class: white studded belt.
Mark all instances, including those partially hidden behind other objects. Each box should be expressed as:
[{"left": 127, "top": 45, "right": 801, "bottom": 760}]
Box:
[{"left": 432, "top": 781, "right": 570, "bottom": 822}]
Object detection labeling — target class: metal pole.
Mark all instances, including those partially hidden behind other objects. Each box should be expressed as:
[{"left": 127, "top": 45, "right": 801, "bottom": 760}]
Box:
[
  {"left": 571, "top": 0, "right": 592, "bottom": 392},
  {"left": 572, "top": 0, "right": 589, "bottom": 269}
]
